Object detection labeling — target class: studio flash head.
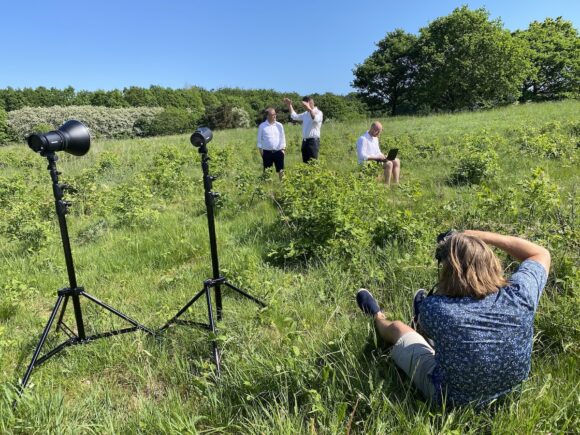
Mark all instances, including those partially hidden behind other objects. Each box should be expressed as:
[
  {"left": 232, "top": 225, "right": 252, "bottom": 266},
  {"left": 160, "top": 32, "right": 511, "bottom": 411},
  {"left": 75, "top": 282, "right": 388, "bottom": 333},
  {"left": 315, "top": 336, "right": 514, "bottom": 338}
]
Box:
[
  {"left": 28, "top": 120, "right": 91, "bottom": 156},
  {"left": 190, "top": 127, "right": 213, "bottom": 148}
]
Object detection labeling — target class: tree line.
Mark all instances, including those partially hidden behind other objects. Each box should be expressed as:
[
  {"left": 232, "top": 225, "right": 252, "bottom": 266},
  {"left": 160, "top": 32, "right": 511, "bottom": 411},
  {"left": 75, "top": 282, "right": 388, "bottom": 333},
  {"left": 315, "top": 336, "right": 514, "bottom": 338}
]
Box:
[
  {"left": 0, "top": 86, "right": 367, "bottom": 125},
  {"left": 1, "top": 5, "right": 577, "bottom": 143},
  {"left": 352, "top": 7, "right": 579, "bottom": 115}
]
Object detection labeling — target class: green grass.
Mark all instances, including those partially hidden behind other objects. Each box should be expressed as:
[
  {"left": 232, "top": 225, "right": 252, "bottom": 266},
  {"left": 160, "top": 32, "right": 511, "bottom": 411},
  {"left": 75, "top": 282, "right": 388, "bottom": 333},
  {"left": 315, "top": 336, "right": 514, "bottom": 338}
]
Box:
[{"left": 0, "top": 100, "right": 579, "bottom": 433}]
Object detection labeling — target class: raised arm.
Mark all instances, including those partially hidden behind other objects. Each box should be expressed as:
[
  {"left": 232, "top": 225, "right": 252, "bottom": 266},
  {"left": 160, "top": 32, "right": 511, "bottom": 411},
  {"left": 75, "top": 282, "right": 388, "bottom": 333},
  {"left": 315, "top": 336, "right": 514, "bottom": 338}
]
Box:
[
  {"left": 463, "top": 230, "right": 551, "bottom": 273},
  {"left": 283, "top": 98, "right": 300, "bottom": 121},
  {"left": 301, "top": 100, "right": 316, "bottom": 119}
]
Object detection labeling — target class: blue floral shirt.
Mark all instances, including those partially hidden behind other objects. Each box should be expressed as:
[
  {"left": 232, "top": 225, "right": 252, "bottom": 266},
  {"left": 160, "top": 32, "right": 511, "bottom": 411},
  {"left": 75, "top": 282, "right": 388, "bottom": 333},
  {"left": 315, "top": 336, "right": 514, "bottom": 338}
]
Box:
[{"left": 418, "top": 260, "right": 547, "bottom": 406}]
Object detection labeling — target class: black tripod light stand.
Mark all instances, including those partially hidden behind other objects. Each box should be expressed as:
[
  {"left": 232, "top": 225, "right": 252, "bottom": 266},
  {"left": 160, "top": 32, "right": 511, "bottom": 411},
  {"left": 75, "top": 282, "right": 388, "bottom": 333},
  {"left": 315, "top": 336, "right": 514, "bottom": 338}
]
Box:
[
  {"left": 18, "top": 120, "right": 154, "bottom": 395},
  {"left": 160, "top": 127, "right": 266, "bottom": 376}
]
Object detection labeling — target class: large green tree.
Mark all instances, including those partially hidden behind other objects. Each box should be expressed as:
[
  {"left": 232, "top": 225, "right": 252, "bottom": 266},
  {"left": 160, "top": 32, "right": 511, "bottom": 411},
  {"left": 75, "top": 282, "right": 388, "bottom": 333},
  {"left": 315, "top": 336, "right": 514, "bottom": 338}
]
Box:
[
  {"left": 352, "top": 29, "right": 418, "bottom": 115},
  {"left": 515, "top": 17, "right": 580, "bottom": 100},
  {"left": 415, "top": 6, "right": 530, "bottom": 111}
]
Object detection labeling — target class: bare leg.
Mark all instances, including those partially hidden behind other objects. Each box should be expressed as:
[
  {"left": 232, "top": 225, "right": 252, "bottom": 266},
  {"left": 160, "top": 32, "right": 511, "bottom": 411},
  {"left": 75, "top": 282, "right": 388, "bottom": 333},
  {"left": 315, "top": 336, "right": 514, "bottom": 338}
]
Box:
[
  {"left": 383, "top": 160, "right": 394, "bottom": 185},
  {"left": 374, "top": 312, "right": 416, "bottom": 345},
  {"left": 392, "top": 158, "right": 401, "bottom": 184}
]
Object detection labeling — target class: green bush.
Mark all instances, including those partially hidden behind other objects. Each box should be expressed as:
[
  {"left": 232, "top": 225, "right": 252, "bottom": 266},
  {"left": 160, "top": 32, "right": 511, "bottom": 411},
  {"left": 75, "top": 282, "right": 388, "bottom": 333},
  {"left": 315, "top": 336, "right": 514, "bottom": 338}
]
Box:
[
  {"left": 112, "top": 177, "right": 159, "bottom": 228},
  {"left": 0, "top": 107, "right": 11, "bottom": 145},
  {"left": 512, "top": 121, "right": 578, "bottom": 160},
  {"left": 135, "top": 107, "right": 199, "bottom": 137},
  {"left": 145, "top": 145, "right": 190, "bottom": 198},
  {"left": 204, "top": 104, "right": 251, "bottom": 130},
  {"left": 269, "top": 163, "right": 383, "bottom": 262},
  {"left": 448, "top": 148, "right": 499, "bottom": 185},
  {"left": 372, "top": 210, "right": 430, "bottom": 250}
]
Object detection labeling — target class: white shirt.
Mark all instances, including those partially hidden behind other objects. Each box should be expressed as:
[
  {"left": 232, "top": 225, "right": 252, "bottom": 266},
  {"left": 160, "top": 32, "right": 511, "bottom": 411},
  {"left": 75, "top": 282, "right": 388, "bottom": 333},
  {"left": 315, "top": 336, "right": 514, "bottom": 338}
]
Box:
[
  {"left": 257, "top": 120, "right": 286, "bottom": 151},
  {"left": 356, "top": 132, "right": 382, "bottom": 164},
  {"left": 290, "top": 108, "right": 323, "bottom": 139}
]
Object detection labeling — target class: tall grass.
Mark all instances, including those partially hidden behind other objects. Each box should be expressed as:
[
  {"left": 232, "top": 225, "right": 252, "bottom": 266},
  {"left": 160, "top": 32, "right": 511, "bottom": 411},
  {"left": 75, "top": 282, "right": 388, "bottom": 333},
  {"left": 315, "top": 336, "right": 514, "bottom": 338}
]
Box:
[{"left": 0, "top": 100, "right": 578, "bottom": 433}]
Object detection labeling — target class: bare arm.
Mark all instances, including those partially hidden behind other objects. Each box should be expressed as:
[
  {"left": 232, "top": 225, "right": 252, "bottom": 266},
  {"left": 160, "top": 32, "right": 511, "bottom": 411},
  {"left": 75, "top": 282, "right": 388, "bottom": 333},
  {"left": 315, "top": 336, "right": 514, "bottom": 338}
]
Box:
[{"left": 463, "top": 230, "right": 551, "bottom": 273}]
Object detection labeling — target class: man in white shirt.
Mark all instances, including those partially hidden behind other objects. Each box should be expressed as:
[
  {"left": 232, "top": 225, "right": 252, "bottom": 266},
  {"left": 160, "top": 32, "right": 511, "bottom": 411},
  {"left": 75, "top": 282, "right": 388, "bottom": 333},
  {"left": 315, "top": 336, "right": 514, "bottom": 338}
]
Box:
[
  {"left": 257, "top": 107, "right": 286, "bottom": 180},
  {"left": 283, "top": 96, "right": 323, "bottom": 163},
  {"left": 356, "top": 121, "right": 401, "bottom": 185}
]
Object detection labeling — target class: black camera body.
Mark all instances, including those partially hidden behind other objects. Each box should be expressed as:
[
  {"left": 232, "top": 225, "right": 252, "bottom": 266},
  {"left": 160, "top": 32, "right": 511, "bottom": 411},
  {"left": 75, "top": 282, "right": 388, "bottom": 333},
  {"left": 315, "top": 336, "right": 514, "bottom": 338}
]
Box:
[{"left": 435, "top": 229, "right": 457, "bottom": 262}]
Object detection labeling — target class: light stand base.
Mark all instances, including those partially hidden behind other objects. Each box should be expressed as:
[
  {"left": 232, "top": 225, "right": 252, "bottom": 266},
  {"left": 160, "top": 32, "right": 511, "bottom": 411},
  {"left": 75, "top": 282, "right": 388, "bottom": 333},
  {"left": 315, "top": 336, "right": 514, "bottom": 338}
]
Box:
[
  {"left": 17, "top": 287, "right": 154, "bottom": 399},
  {"left": 160, "top": 276, "right": 266, "bottom": 376}
]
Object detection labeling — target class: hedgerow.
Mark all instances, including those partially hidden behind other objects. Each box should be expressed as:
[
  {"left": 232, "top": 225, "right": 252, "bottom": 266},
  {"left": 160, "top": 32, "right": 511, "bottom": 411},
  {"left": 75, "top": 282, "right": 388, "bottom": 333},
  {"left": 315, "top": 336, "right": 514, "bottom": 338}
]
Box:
[{"left": 7, "top": 105, "right": 163, "bottom": 141}]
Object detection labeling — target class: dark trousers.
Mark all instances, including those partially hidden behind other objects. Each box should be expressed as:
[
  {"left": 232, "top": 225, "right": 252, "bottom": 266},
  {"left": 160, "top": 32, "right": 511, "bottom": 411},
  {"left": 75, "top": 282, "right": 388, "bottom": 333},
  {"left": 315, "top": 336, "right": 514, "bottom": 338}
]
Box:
[
  {"left": 262, "top": 149, "right": 285, "bottom": 172},
  {"left": 301, "top": 138, "right": 320, "bottom": 163}
]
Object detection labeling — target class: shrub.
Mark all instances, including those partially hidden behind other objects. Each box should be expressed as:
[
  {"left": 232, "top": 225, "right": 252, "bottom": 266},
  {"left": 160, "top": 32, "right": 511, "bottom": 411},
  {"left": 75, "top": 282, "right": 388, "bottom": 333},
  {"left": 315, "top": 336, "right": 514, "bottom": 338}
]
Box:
[
  {"left": 204, "top": 104, "right": 251, "bottom": 130},
  {"left": 517, "top": 132, "right": 576, "bottom": 159},
  {"left": 513, "top": 122, "right": 578, "bottom": 160},
  {"left": 145, "top": 145, "right": 190, "bottom": 197},
  {"left": 269, "top": 163, "right": 383, "bottom": 262},
  {"left": 0, "top": 201, "right": 52, "bottom": 252},
  {"left": 7, "top": 105, "right": 163, "bottom": 141},
  {"left": 448, "top": 148, "right": 499, "bottom": 185},
  {"left": 372, "top": 210, "right": 431, "bottom": 250},
  {"left": 135, "top": 107, "right": 199, "bottom": 137},
  {"left": 0, "top": 106, "right": 12, "bottom": 145},
  {"left": 112, "top": 178, "right": 159, "bottom": 228},
  {"left": 517, "top": 167, "right": 560, "bottom": 220}
]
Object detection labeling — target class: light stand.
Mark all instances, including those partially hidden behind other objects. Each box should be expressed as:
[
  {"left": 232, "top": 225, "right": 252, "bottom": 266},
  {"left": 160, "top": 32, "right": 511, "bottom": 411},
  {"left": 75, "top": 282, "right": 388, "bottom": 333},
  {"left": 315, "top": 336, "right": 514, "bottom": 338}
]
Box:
[
  {"left": 17, "top": 129, "right": 154, "bottom": 399},
  {"left": 160, "top": 128, "right": 266, "bottom": 376}
]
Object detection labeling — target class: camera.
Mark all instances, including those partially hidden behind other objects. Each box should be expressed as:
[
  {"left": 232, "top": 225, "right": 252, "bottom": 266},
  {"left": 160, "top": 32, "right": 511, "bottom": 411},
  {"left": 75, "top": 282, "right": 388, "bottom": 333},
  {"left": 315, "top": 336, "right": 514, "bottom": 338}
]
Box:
[
  {"left": 435, "top": 229, "right": 457, "bottom": 262},
  {"left": 27, "top": 120, "right": 91, "bottom": 156}
]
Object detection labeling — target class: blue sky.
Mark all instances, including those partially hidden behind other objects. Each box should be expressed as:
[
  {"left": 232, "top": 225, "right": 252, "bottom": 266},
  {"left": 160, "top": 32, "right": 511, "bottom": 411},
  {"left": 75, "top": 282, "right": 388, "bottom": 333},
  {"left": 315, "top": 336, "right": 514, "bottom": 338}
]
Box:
[{"left": 1, "top": 0, "right": 578, "bottom": 95}]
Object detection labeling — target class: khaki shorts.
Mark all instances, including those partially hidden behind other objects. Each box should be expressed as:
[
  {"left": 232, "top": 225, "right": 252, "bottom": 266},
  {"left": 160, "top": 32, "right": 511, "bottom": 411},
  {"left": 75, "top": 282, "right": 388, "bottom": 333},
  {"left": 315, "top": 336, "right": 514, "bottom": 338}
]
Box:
[{"left": 391, "top": 331, "right": 436, "bottom": 400}]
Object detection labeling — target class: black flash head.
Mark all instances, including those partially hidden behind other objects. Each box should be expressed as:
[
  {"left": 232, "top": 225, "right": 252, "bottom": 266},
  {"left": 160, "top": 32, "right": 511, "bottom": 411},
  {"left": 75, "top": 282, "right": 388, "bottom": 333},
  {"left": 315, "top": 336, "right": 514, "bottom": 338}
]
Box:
[
  {"left": 190, "top": 127, "right": 213, "bottom": 148},
  {"left": 27, "top": 120, "right": 91, "bottom": 156},
  {"left": 435, "top": 229, "right": 457, "bottom": 262}
]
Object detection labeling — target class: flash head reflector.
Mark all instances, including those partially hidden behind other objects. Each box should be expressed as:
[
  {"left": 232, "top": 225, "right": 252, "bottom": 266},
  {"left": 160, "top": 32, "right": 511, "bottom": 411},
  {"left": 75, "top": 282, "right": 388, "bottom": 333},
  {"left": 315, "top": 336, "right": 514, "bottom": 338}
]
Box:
[
  {"left": 190, "top": 127, "right": 213, "bottom": 148},
  {"left": 27, "top": 120, "right": 91, "bottom": 156}
]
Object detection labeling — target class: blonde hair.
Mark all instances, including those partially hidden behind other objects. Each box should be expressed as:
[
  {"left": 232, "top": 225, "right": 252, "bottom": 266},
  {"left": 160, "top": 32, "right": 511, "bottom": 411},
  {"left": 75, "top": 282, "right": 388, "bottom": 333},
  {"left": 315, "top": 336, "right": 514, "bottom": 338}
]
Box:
[{"left": 437, "top": 233, "right": 507, "bottom": 298}]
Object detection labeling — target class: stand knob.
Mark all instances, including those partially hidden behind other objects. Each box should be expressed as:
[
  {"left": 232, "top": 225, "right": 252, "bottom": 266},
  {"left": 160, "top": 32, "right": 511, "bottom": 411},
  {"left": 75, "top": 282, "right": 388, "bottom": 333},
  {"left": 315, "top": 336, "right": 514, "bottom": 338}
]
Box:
[
  {"left": 210, "top": 176, "right": 218, "bottom": 181},
  {"left": 59, "top": 184, "right": 77, "bottom": 193}
]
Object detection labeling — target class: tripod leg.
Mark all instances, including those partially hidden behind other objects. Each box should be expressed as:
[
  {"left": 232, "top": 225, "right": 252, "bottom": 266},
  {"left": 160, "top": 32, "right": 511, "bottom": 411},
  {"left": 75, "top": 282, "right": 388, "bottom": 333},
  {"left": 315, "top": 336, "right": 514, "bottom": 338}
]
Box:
[
  {"left": 223, "top": 281, "right": 267, "bottom": 307},
  {"left": 55, "top": 295, "right": 69, "bottom": 332},
  {"left": 18, "top": 295, "right": 66, "bottom": 394},
  {"left": 71, "top": 294, "right": 86, "bottom": 340},
  {"left": 160, "top": 288, "right": 206, "bottom": 331},
  {"left": 80, "top": 291, "right": 155, "bottom": 335},
  {"left": 205, "top": 284, "right": 221, "bottom": 377},
  {"left": 215, "top": 284, "right": 223, "bottom": 321}
]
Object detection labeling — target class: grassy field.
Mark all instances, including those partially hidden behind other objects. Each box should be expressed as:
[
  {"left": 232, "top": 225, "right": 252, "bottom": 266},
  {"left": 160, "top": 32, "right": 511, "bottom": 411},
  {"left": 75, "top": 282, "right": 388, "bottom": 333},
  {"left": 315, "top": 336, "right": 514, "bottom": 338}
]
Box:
[{"left": 0, "top": 100, "right": 578, "bottom": 433}]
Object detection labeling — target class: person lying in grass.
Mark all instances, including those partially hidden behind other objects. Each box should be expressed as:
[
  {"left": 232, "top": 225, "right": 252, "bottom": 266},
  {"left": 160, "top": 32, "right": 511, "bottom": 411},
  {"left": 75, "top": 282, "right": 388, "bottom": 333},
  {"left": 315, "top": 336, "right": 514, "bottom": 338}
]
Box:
[{"left": 356, "top": 230, "right": 550, "bottom": 407}]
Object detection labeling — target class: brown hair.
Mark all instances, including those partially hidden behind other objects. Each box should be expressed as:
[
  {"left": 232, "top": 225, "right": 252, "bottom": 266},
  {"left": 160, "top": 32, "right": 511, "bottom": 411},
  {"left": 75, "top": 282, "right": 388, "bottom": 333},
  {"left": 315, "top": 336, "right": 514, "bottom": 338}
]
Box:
[{"left": 437, "top": 233, "right": 507, "bottom": 298}]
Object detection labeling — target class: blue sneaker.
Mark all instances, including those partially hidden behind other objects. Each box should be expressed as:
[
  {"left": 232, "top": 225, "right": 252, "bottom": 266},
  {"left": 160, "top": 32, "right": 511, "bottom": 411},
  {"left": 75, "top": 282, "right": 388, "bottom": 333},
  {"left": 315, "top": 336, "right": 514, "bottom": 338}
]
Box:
[
  {"left": 412, "top": 288, "right": 427, "bottom": 329},
  {"left": 356, "top": 288, "right": 381, "bottom": 316}
]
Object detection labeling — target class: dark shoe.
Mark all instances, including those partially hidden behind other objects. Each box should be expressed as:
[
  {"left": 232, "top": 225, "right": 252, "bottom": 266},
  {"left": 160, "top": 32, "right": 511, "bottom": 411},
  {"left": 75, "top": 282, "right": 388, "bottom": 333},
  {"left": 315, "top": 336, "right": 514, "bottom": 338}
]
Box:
[
  {"left": 411, "top": 288, "right": 427, "bottom": 328},
  {"left": 356, "top": 288, "right": 381, "bottom": 316}
]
